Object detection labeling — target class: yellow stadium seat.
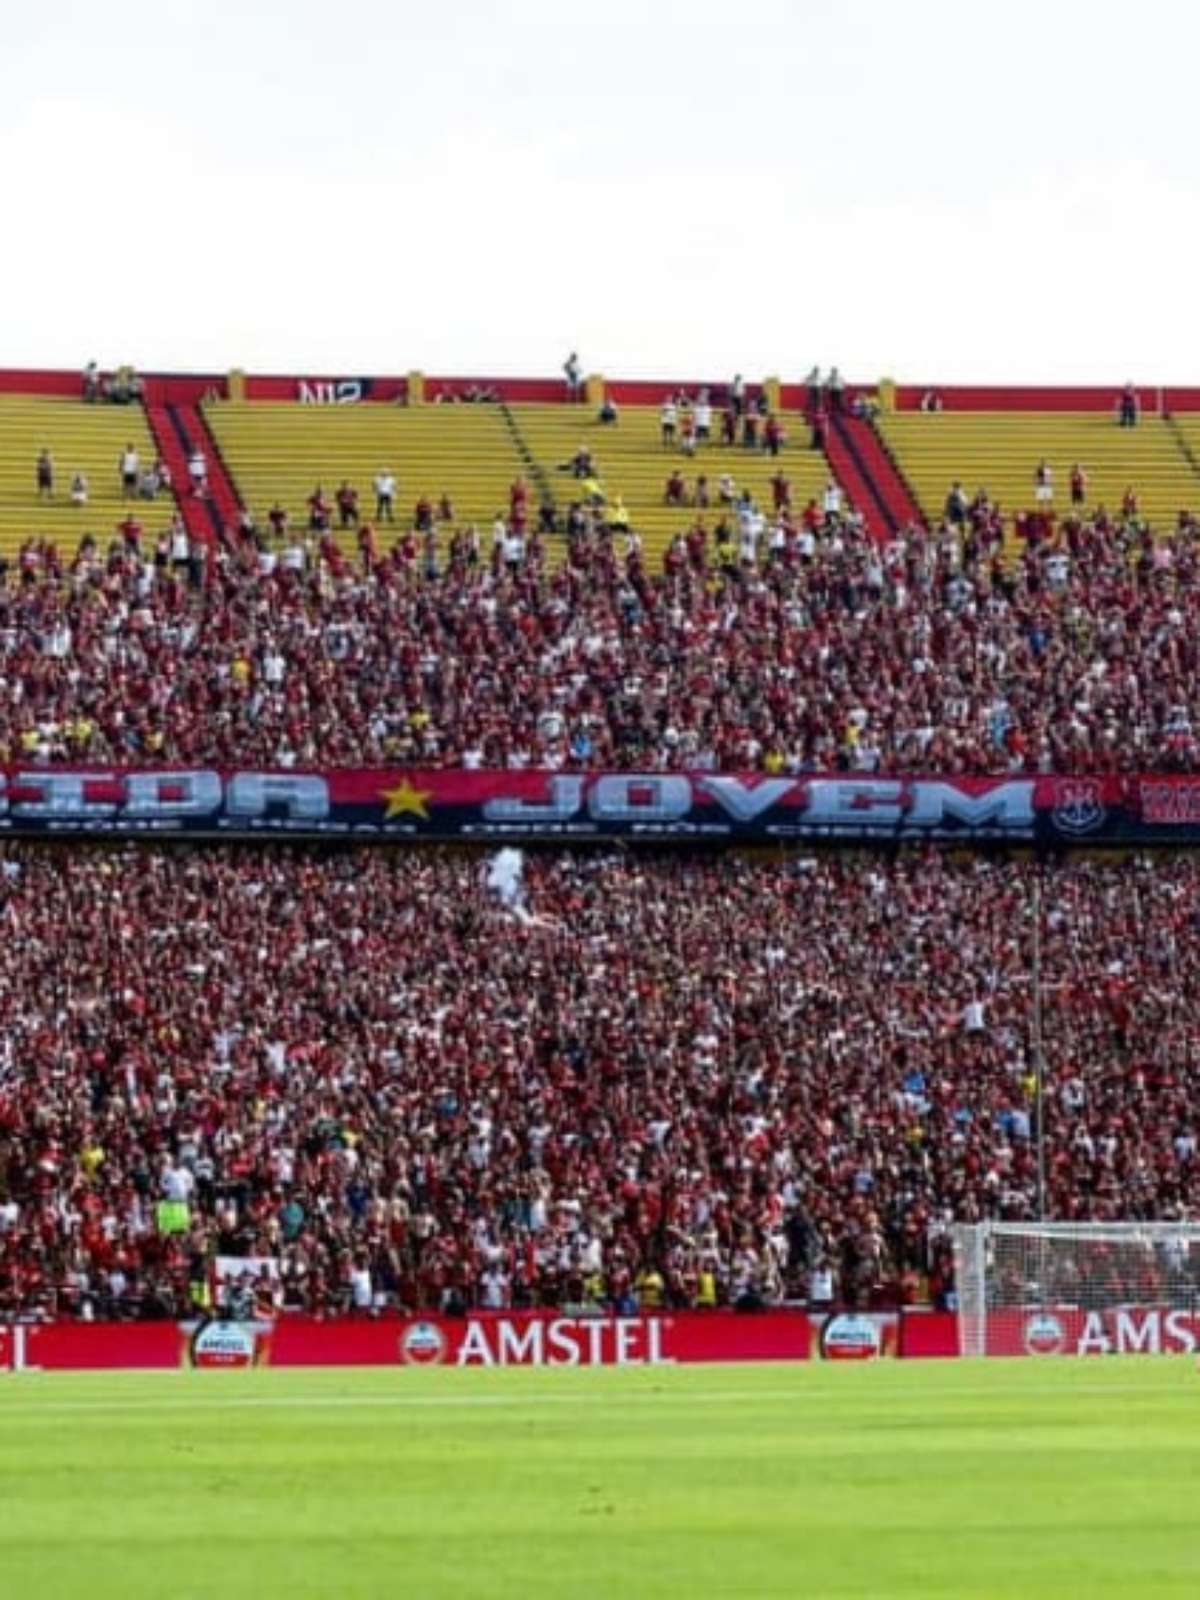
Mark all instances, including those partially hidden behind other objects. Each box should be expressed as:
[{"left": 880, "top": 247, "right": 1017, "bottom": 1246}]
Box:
[
  {"left": 0, "top": 396, "right": 169, "bottom": 559},
  {"left": 203, "top": 401, "right": 528, "bottom": 541},
  {"left": 511, "top": 402, "right": 830, "bottom": 567},
  {"left": 878, "top": 411, "right": 1200, "bottom": 559}
]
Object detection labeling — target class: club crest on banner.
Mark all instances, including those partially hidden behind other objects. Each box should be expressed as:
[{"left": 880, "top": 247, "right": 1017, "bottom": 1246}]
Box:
[{"left": 1050, "top": 779, "right": 1106, "bottom": 836}]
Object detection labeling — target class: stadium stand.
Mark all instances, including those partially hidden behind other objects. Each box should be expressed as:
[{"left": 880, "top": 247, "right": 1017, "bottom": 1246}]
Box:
[
  {"left": 0, "top": 394, "right": 172, "bottom": 558},
  {"left": 0, "top": 492, "right": 1196, "bottom": 769},
  {"left": 877, "top": 409, "right": 1200, "bottom": 542},
  {"left": 203, "top": 399, "right": 528, "bottom": 544},
  {"left": 510, "top": 400, "right": 833, "bottom": 565},
  {"left": 2, "top": 366, "right": 1200, "bottom": 1326},
  {"left": 0, "top": 846, "right": 1193, "bottom": 1322}
]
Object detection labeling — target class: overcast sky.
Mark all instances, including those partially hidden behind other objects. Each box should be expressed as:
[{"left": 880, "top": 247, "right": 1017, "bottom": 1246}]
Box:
[{"left": 3, "top": 0, "right": 1197, "bottom": 384}]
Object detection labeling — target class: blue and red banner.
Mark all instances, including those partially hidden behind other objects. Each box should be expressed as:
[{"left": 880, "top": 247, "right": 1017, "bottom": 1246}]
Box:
[{"left": 0, "top": 767, "right": 1193, "bottom": 845}]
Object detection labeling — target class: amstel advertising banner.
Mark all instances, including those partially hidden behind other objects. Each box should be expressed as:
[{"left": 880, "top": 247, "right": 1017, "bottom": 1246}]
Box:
[
  {"left": 271, "top": 1311, "right": 814, "bottom": 1368},
  {"left": 0, "top": 767, "right": 1198, "bottom": 845},
  {"left": 0, "top": 1312, "right": 814, "bottom": 1371},
  {"left": 987, "top": 1305, "right": 1200, "bottom": 1358},
  {"left": 9, "top": 1308, "right": 1200, "bottom": 1369}
]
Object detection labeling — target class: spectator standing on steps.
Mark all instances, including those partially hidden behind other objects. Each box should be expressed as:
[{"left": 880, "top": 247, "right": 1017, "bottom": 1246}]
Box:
[
  {"left": 119, "top": 442, "right": 139, "bottom": 499},
  {"left": 36, "top": 449, "right": 53, "bottom": 499},
  {"left": 1119, "top": 383, "right": 1139, "bottom": 427},
  {"left": 945, "top": 481, "right": 968, "bottom": 527},
  {"left": 337, "top": 481, "right": 360, "bottom": 528},
  {"left": 660, "top": 395, "right": 678, "bottom": 446},
  {"left": 805, "top": 366, "right": 822, "bottom": 414},
  {"left": 188, "top": 446, "right": 208, "bottom": 496},
  {"left": 374, "top": 468, "right": 396, "bottom": 523},
  {"left": 563, "top": 352, "right": 582, "bottom": 401},
  {"left": 694, "top": 390, "right": 712, "bottom": 442},
  {"left": 827, "top": 367, "right": 845, "bottom": 413}
]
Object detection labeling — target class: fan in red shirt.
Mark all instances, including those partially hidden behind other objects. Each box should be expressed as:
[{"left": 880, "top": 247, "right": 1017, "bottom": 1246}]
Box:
[
  {"left": 664, "top": 470, "right": 687, "bottom": 506},
  {"left": 307, "top": 485, "right": 332, "bottom": 532},
  {"left": 118, "top": 512, "right": 143, "bottom": 552},
  {"left": 336, "top": 481, "right": 360, "bottom": 528}
]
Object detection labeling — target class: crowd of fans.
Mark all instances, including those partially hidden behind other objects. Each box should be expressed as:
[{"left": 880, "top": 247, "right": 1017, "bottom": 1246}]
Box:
[
  {"left": 0, "top": 446, "right": 1197, "bottom": 1323},
  {"left": 4, "top": 486, "right": 1200, "bottom": 770},
  {"left": 0, "top": 845, "right": 1196, "bottom": 1322}
]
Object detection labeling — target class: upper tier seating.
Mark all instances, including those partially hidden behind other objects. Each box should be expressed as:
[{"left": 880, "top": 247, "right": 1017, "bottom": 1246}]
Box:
[
  {"left": 511, "top": 402, "right": 833, "bottom": 566},
  {"left": 1165, "top": 415, "right": 1200, "bottom": 485},
  {"left": 0, "top": 396, "right": 169, "bottom": 558},
  {"left": 204, "top": 397, "right": 839, "bottom": 567},
  {"left": 878, "top": 411, "right": 1200, "bottom": 538},
  {"left": 204, "top": 400, "right": 528, "bottom": 539}
]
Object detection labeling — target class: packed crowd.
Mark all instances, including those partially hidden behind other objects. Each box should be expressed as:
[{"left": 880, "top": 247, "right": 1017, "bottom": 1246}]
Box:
[
  {"left": 0, "top": 845, "right": 1195, "bottom": 1322},
  {"left": 5, "top": 485, "right": 1200, "bottom": 770}
]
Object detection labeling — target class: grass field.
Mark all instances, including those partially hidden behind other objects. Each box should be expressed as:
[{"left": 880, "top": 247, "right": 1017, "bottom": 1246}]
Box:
[{"left": 1, "top": 1359, "right": 1198, "bottom": 1598}]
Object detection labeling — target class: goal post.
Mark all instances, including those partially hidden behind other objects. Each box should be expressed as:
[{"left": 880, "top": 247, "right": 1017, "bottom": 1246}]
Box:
[{"left": 951, "top": 1222, "right": 1200, "bottom": 1358}]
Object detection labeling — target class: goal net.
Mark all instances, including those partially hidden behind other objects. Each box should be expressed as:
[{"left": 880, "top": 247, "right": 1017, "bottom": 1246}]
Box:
[{"left": 952, "top": 1222, "right": 1200, "bottom": 1358}]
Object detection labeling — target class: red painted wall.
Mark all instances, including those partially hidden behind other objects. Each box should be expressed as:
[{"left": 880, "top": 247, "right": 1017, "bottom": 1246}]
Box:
[
  {"left": 897, "top": 1310, "right": 960, "bottom": 1358},
  {"left": 0, "top": 370, "right": 226, "bottom": 404},
  {"left": 4, "top": 369, "right": 1200, "bottom": 413},
  {"left": 894, "top": 384, "right": 1179, "bottom": 413}
]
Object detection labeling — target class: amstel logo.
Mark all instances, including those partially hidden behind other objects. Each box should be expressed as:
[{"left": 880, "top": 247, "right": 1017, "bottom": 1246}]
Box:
[
  {"left": 189, "top": 1320, "right": 261, "bottom": 1369},
  {"left": 1023, "top": 1312, "right": 1067, "bottom": 1356},
  {"left": 399, "top": 1321, "right": 449, "bottom": 1366}
]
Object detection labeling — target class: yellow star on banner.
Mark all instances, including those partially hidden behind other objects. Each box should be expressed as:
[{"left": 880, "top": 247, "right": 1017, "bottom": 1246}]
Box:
[{"left": 380, "top": 779, "right": 433, "bottom": 819}]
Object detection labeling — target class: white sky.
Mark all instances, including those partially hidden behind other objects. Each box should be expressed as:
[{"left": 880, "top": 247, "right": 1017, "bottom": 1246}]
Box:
[{"left": 3, "top": 0, "right": 1198, "bottom": 385}]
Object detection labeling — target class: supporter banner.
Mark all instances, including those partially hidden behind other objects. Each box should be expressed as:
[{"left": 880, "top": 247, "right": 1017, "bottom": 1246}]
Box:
[
  {"left": 987, "top": 1305, "right": 1200, "bottom": 1358},
  {"left": 3, "top": 766, "right": 1200, "bottom": 845}
]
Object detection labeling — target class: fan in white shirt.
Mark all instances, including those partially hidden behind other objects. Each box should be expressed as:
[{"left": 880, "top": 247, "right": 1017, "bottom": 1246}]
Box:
[{"left": 373, "top": 470, "right": 396, "bottom": 521}]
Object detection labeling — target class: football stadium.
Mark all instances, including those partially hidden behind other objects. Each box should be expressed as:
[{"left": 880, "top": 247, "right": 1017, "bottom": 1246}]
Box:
[{"left": 8, "top": 3, "right": 1200, "bottom": 1597}]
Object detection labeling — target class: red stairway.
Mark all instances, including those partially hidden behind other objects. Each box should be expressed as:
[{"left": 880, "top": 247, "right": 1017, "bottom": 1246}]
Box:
[
  {"left": 821, "top": 415, "right": 889, "bottom": 543},
  {"left": 145, "top": 402, "right": 241, "bottom": 543},
  {"left": 832, "top": 411, "right": 925, "bottom": 535}
]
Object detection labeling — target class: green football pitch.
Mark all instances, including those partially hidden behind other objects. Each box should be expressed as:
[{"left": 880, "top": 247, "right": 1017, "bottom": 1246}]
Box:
[{"left": 1, "top": 1359, "right": 1198, "bottom": 1599}]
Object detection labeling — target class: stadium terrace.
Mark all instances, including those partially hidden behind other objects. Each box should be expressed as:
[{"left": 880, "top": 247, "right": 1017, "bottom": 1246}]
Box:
[{"left": 1, "top": 361, "right": 1200, "bottom": 1348}]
